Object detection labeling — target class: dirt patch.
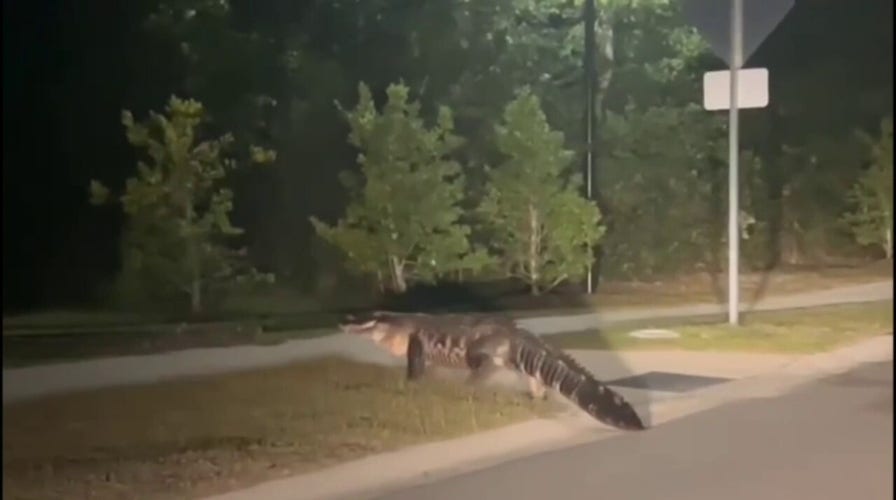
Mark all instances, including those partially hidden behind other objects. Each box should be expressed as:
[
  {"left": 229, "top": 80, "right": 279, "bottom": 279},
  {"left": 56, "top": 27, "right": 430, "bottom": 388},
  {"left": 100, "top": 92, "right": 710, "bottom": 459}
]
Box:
[{"left": 2, "top": 358, "right": 556, "bottom": 500}]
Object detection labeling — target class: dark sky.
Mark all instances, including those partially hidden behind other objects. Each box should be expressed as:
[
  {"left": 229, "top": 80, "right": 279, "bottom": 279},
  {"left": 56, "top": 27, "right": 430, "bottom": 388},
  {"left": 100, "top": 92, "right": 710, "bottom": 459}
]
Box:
[{"left": 2, "top": 0, "right": 893, "bottom": 311}]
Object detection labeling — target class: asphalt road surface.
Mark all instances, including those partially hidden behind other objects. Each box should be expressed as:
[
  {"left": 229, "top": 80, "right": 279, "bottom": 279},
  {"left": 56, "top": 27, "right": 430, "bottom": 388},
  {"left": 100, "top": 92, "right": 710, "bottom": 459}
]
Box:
[{"left": 373, "top": 360, "right": 893, "bottom": 500}]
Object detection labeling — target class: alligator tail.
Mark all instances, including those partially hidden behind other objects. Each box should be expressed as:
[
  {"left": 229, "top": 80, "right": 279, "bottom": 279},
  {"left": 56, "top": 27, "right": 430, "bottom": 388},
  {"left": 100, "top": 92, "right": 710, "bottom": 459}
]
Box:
[{"left": 510, "top": 330, "right": 646, "bottom": 431}]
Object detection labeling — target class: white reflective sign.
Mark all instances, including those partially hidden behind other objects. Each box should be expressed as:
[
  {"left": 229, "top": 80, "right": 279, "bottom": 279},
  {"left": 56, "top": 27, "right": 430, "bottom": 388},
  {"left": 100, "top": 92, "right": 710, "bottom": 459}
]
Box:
[{"left": 703, "top": 68, "right": 769, "bottom": 110}]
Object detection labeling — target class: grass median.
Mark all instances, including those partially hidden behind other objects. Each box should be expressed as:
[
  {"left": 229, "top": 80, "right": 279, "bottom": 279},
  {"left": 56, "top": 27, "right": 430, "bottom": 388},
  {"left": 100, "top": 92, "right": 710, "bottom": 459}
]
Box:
[
  {"left": 1, "top": 325, "right": 336, "bottom": 368},
  {"left": 2, "top": 357, "right": 557, "bottom": 500},
  {"left": 548, "top": 300, "right": 894, "bottom": 353},
  {"left": 4, "top": 262, "right": 890, "bottom": 367}
]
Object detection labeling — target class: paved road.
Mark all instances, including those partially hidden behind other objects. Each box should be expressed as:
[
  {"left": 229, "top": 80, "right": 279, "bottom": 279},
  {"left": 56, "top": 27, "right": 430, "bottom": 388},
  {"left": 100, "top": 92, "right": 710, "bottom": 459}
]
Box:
[{"left": 372, "top": 360, "right": 894, "bottom": 500}]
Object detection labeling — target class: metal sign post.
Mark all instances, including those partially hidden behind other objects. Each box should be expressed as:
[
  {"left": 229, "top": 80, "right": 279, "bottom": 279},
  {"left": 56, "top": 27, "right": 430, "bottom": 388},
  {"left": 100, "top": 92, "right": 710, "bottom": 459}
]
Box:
[
  {"left": 681, "top": 0, "right": 793, "bottom": 325},
  {"left": 728, "top": 0, "right": 743, "bottom": 325}
]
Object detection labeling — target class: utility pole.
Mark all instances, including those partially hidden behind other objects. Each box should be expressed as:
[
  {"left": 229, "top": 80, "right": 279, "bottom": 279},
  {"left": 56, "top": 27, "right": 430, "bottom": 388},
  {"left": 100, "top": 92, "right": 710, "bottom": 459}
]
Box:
[{"left": 583, "top": 0, "right": 597, "bottom": 294}]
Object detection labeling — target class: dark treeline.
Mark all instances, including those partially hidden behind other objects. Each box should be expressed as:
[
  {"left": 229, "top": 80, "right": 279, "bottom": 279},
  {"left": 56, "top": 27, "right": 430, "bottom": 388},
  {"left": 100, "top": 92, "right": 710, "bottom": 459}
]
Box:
[{"left": 2, "top": 0, "right": 892, "bottom": 313}]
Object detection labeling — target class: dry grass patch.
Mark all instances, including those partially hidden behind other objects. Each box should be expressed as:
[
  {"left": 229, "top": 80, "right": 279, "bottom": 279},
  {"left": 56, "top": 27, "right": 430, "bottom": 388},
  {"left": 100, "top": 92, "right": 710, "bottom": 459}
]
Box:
[
  {"left": 549, "top": 301, "right": 894, "bottom": 353},
  {"left": 2, "top": 357, "right": 556, "bottom": 500}
]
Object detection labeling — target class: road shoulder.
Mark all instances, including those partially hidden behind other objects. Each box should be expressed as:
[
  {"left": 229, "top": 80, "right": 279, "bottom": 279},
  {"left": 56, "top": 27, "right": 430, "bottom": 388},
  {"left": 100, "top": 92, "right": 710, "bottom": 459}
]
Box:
[{"left": 201, "top": 335, "right": 892, "bottom": 500}]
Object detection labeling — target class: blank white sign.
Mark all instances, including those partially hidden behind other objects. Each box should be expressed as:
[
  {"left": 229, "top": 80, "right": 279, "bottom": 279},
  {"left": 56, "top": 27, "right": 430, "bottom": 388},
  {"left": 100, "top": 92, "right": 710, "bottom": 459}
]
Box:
[{"left": 703, "top": 68, "right": 769, "bottom": 110}]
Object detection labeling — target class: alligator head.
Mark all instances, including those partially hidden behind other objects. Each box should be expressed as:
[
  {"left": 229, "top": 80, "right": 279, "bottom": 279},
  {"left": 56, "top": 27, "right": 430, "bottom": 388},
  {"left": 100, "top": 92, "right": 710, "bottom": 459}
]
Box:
[{"left": 339, "top": 311, "right": 414, "bottom": 357}]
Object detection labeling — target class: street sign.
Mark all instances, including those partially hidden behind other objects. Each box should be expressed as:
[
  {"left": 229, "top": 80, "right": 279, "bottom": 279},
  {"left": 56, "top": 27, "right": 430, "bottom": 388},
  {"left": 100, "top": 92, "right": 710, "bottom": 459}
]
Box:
[
  {"left": 703, "top": 68, "right": 769, "bottom": 110},
  {"left": 681, "top": 0, "right": 794, "bottom": 68},
  {"left": 682, "top": 0, "right": 793, "bottom": 326}
]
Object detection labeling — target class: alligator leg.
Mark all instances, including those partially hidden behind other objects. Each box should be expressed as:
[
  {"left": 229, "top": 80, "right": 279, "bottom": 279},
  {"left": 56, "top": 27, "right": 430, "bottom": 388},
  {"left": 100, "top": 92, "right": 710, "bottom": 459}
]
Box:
[
  {"left": 527, "top": 376, "right": 548, "bottom": 400},
  {"left": 464, "top": 334, "right": 510, "bottom": 387},
  {"left": 465, "top": 354, "right": 502, "bottom": 386},
  {"left": 406, "top": 333, "right": 426, "bottom": 381}
]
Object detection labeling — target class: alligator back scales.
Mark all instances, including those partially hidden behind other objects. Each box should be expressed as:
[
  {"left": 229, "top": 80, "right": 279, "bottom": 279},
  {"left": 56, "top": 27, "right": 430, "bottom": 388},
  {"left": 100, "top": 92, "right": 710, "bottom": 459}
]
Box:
[{"left": 340, "top": 311, "right": 646, "bottom": 431}]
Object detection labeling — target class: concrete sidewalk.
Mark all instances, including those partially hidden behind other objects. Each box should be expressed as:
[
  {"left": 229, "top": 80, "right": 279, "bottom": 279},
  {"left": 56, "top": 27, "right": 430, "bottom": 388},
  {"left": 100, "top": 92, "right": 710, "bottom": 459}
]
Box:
[
  {"left": 203, "top": 335, "right": 893, "bottom": 500},
  {"left": 3, "top": 280, "right": 892, "bottom": 403},
  {"left": 520, "top": 280, "right": 893, "bottom": 334}
]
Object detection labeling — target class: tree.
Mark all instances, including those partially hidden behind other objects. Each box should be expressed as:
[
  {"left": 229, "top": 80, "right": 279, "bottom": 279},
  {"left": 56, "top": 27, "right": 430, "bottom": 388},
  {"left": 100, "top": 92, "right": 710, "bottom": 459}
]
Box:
[
  {"left": 443, "top": 0, "right": 715, "bottom": 280},
  {"left": 446, "top": 0, "right": 708, "bottom": 141},
  {"left": 477, "top": 89, "right": 605, "bottom": 295},
  {"left": 842, "top": 117, "right": 894, "bottom": 259},
  {"left": 134, "top": 0, "right": 716, "bottom": 288},
  {"left": 89, "top": 96, "right": 276, "bottom": 314},
  {"left": 597, "top": 103, "right": 728, "bottom": 278},
  {"left": 310, "top": 82, "right": 489, "bottom": 293}
]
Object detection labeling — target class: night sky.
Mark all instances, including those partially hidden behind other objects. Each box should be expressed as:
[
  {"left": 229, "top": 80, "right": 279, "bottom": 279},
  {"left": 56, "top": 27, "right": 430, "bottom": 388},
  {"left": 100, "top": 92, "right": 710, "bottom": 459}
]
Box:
[{"left": 2, "top": 0, "right": 893, "bottom": 311}]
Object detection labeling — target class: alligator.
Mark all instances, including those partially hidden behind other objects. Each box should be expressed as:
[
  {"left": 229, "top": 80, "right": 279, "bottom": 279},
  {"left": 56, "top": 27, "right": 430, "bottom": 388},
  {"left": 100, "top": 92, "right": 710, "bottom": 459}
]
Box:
[{"left": 340, "top": 310, "right": 646, "bottom": 431}]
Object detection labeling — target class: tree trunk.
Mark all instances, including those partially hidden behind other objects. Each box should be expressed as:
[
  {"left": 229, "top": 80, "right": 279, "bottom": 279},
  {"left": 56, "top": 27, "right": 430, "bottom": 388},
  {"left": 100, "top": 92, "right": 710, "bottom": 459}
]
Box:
[
  {"left": 885, "top": 227, "right": 892, "bottom": 259},
  {"left": 185, "top": 204, "right": 202, "bottom": 315},
  {"left": 884, "top": 205, "right": 893, "bottom": 260},
  {"left": 595, "top": 11, "right": 615, "bottom": 124},
  {"left": 389, "top": 255, "right": 407, "bottom": 293},
  {"left": 589, "top": 11, "right": 615, "bottom": 292},
  {"left": 528, "top": 203, "right": 541, "bottom": 296},
  {"left": 190, "top": 276, "right": 201, "bottom": 315}
]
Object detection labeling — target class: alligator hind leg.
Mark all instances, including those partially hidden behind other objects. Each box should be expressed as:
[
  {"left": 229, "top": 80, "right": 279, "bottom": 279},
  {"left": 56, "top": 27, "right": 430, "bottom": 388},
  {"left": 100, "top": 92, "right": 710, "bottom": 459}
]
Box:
[
  {"left": 465, "top": 352, "right": 501, "bottom": 386},
  {"left": 464, "top": 334, "right": 510, "bottom": 388},
  {"left": 527, "top": 376, "right": 548, "bottom": 400}
]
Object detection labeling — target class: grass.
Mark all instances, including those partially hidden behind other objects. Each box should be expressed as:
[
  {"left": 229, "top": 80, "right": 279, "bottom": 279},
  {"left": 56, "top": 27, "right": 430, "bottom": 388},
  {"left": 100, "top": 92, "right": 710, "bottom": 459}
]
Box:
[
  {"left": 506, "top": 259, "right": 894, "bottom": 316},
  {"left": 1, "top": 310, "right": 170, "bottom": 330},
  {"left": 1, "top": 310, "right": 344, "bottom": 334},
  {"left": 1, "top": 325, "right": 335, "bottom": 368},
  {"left": 3, "top": 261, "right": 891, "bottom": 367},
  {"left": 2, "top": 357, "right": 557, "bottom": 500},
  {"left": 5, "top": 260, "right": 891, "bottom": 331},
  {"left": 548, "top": 300, "right": 894, "bottom": 353}
]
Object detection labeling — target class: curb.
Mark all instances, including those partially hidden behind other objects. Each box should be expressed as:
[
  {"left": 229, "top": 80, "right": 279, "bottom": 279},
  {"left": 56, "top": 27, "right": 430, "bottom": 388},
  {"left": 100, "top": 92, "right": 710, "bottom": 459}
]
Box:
[
  {"left": 201, "top": 412, "right": 622, "bottom": 500},
  {"left": 777, "top": 333, "right": 893, "bottom": 376}
]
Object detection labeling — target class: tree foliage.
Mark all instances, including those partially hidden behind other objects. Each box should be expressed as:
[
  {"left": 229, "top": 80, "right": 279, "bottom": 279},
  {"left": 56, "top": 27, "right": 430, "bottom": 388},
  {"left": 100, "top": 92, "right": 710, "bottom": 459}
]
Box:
[
  {"left": 478, "top": 90, "right": 605, "bottom": 295},
  {"left": 125, "top": 0, "right": 735, "bottom": 294},
  {"left": 842, "top": 117, "right": 894, "bottom": 258},
  {"left": 23, "top": 0, "right": 888, "bottom": 313},
  {"left": 89, "top": 96, "right": 276, "bottom": 314},
  {"left": 598, "top": 103, "right": 728, "bottom": 278},
  {"left": 310, "top": 82, "right": 489, "bottom": 293}
]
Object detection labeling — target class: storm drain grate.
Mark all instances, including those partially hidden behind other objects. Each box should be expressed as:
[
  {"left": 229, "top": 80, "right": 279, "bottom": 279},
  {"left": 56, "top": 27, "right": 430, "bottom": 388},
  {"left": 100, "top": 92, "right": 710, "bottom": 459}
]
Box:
[{"left": 607, "top": 371, "right": 734, "bottom": 393}]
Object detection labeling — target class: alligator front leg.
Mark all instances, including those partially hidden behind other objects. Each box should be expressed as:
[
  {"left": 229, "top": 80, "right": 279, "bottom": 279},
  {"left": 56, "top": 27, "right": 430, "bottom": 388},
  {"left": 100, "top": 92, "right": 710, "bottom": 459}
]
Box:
[{"left": 406, "top": 333, "right": 426, "bottom": 381}]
